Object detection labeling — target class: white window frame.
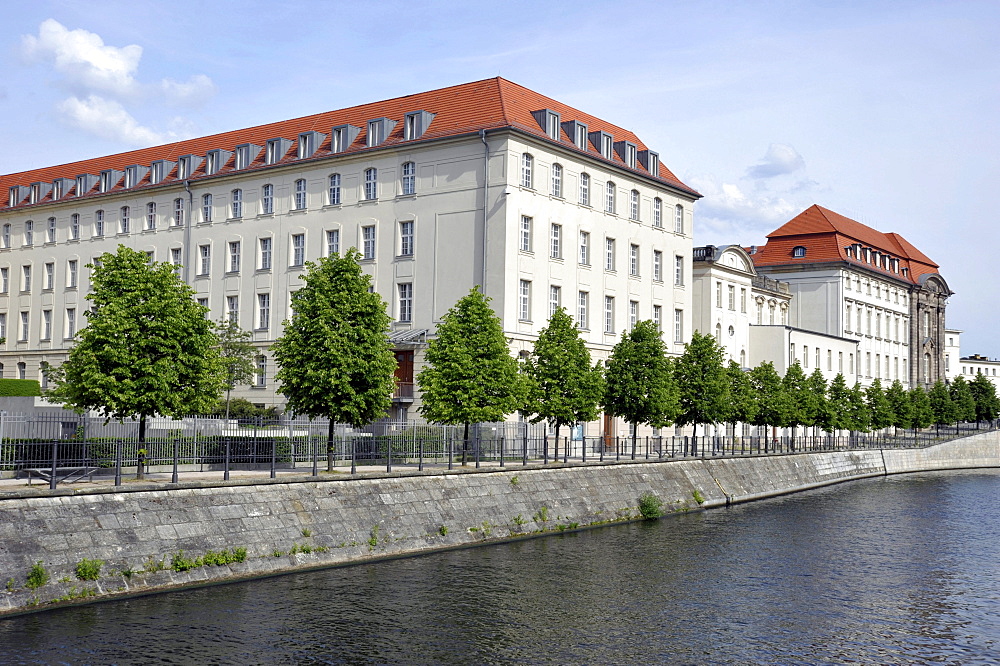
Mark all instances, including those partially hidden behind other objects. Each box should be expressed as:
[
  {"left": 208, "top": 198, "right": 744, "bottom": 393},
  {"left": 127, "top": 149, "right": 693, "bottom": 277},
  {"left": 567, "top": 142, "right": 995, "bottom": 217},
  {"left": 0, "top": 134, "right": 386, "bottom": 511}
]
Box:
[
  {"left": 228, "top": 241, "right": 241, "bottom": 273},
  {"left": 260, "top": 237, "right": 273, "bottom": 270},
  {"left": 521, "top": 154, "right": 533, "bottom": 188},
  {"left": 629, "top": 244, "right": 639, "bottom": 276},
  {"left": 549, "top": 285, "right": 561, "bottom": 318},
  {"left": 579, "top": 173, "right": 590, "bottom": 206},
  {"left": 401, "top": 162, "right": 415, "bottom": 195},
  {"left": 520, "top": 216, "right": 532, "bottom": 253},
  {"left": 202, "top": 194, "right": 213, "bottom": 223},
  {"left": 653, "top": 250, "right": 662, "bottom": 282},
  {"left": 362, "top": 225, "right": 376, "bottom": 260},
  {"left": 605, "top": 238, "right": 615, "bottom": 272},
  {"left": 262, "top": 184, "right": 274, "bottom": 215},
  {"left": 630, "top": 190, "right": 639, "bottom": 221},
  {"left": 550, "top": 224, "right": 562, "bottom": 259},
  {"left": 291, "top": 233, "right": 305, "bottom": 266},
  {"left": 577, "top": 291, "right": 589, "bottom": 329},
  {"left": 257, "top": 293, "right": 271, "bottom": 330},
  {"left": 579, "top": 231, "right": 590, "bottom": 265},
  {"left": 399, "top": 221, "right": 414, "bottom": 257},
  {"left": 326, "top": 229, "right": 340, "bottom": 257},
  {"left": 231, "top": 189, "right": 243, "bottom": 219},
  {"left": 604, "top": 296, "right": 615, "bottom": 334},
  {"left": 294, "top": 179, "right": 307, "bottom": 210},
  {"left": 328, "top": 174, "right": 341, "bottom": 205},
  {"left": 551, "top": 163, "right": 562, "bottom": 198},
  {"left": 518, "top": 280, "right": 531, "bottom": 321},
  {"left": 145, "top": 202, "right": 156, "bottom": 230},
  {"left": 199, "top": 245, "right": 211, "bottom": 276},
  {"left": 398, "top": 283, "right": 413, "bottom": 323}
]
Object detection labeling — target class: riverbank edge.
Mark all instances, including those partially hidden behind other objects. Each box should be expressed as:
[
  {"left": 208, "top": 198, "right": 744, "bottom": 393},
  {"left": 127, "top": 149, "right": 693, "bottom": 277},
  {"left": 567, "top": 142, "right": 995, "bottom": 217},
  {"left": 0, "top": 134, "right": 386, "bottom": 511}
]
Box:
[{"left": 1, "top": 432, "right": 997, "bottom": 618}]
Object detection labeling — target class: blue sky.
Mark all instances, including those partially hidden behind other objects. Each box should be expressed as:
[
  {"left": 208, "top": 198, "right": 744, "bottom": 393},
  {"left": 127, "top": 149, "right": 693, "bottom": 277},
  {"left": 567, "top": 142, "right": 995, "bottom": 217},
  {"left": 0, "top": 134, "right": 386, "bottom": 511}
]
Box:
[{"left": 3, "top": 1, "right": 998, "bottom": 355}]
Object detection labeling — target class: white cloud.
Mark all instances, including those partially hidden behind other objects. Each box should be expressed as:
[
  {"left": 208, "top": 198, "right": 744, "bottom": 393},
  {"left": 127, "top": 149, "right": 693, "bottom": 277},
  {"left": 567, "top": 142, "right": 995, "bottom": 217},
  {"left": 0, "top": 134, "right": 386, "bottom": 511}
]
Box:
[
  {"left": 158, "top": 74, "right": 217, "bottom": 107},
  {"left": 22, "top": 19, "right": 143, "bottom": 98},
  {"left": 689, "top": 175, "right": 802, "bottom": 243},
  {"left": 746, "top": 143, "right": 806, "bottom": 179},
  {"left": 57, "top": 95, "right": 192, "bottom": 147}
]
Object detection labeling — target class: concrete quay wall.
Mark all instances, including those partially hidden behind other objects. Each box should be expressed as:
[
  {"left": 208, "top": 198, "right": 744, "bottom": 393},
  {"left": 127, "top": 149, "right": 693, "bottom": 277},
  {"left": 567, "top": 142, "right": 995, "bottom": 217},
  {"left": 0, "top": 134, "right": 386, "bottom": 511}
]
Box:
[{"left": 1, "top": 432, "right": 997, "bottom": 616}]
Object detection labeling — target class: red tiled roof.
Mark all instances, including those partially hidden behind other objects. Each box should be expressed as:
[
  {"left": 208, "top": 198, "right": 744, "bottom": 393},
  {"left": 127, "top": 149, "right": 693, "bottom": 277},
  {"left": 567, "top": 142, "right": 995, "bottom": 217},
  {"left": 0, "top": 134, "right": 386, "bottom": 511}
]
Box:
[
  {"left": 2, "top": 77, "right": 698, "bottom": 208},
  {"left": 751, "top": 204, "right": 941, "bottom": 284}
]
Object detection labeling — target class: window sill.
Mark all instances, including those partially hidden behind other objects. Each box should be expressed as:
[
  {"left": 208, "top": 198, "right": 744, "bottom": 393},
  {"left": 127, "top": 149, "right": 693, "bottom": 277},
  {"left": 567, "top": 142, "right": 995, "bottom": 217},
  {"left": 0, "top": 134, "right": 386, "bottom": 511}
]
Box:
[
  {"left": 142, "top": 228, "right": 156, "bottom": 234},
  {"left": 289, "top": 264, "right": 304, "bottom": 270},
  {"left": 395, "top": 254, "right": 414, "bottom": 261},
  {"left": 321, "top": 204, "right": 341, "bottom": 211},
  {"left": 225, "top": 271, "right": 240, "bottom": 277},
  {"left": 195, "top": 273, "right": 210, "bottom": 279},
  {"left": 359, "top": 199, "right": 379, "bottom": 205},
  {"left": 227, "top": 217, "right": 243, "bottom": 223},
  {"left": 396, "top": 193, "right": 416, "bottom": 200},
  {"left": 289, "top": 208, "right": 308, "bottom": 215},
  {"left": 256, "top": 268, "right": 273, "bottom": 274}
]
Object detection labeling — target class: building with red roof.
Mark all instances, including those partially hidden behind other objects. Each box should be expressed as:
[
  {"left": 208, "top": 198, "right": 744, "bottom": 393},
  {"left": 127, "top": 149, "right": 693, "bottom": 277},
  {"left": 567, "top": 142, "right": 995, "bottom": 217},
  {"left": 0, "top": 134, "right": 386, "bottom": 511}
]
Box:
[
  {"left": 0, "top": 78, "right": 699, "bottom": 427},
  {"left": 749, "top": 205, "right": 952, "bottom": 388}
]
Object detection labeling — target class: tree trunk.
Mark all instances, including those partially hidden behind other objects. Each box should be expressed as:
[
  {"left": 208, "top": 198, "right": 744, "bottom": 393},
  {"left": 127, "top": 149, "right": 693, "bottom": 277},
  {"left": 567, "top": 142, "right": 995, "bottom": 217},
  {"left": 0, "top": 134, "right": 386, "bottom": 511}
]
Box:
[
  {"left": 225, "top": 385, "right": 232, "bottom": 421},
  {"left": 554, "top": 423, "right": 560, "bottom": 462},
  {"left": 631, "top": 421, "right": 637, "bottom": 459},
  {"left": 137, "top": 414, "right": 147, "bottom": 481},
  {"left": 326, "top": 418, "right": 336, "bottom": 472}
]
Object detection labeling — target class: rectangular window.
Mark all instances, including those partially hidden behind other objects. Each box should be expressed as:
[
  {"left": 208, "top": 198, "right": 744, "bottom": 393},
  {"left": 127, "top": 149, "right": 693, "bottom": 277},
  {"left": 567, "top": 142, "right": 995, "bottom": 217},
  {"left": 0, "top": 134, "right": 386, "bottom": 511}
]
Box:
[
  {"left": 170, "top": 248, "right": 182, "bottom": 275},
  {"left": 229, "top": 241, "right": 241, "bottom": 273},
  {"left": 520, "top": 216, "right": 532, "bottom": 252},
  {"left": 674, "top": 255, "right": 684, "bottom": 286},
  {"left": 362, "top": 226, "right": 376, "bottom": 260},
  {"left": 728, "top": 285, "right": 736, "bottom": 311},
  {"left": 2, "top": 223, "right": 10, "bottom": 248},
  {"left": 518, "top": 280, "right": 531, "bottom": 321},
  {"left": 653, "top": 198, "right": 662, "bottom": 227},
  {"left": 226, "top": 295, "right": 239, "bottom": 323},
  {"left": 327, "top": 175, "right": 341, "bottom": 206},
  {"left": 0, "top": 313, "right": 5, "bottom": 340},
  {"left": 716, "top": 281, "right": 723, "bottom": 308},
  {"left": 398, "top": 283, "right": 413, "bottom": 322},
  {"left": 579, "top": 173, "right": 590, "bottom": 206},
  {"left": 66, "top": 308, "right": 76, "bottom": 338},
  {"left": 740, "top": 288, "right": 747, "bottom": 313},
  {"left": 292, "top": 233, "right": 305, "bottom": 266},
  {"left": 0, "top": 267, "right": 7, "bottom": 293},
  {"left": 604, "top": 296, "right": 615, "bottom": 333},
  {"left": 629, "top": 300, "right": 638, "bottom": 329},
  {"left": 401, "top": 162, "right": 415, "bottom": 195},
  {"left": 67, "top": 260, "right": 78, "bottom": 288},
  {"left": 551, "top": 164, "right": 562, "bottom": 197},
  {"left": 119, "top": 207, "right": 130, "bottom": 234},
  {"left": 231, "top": 189, "right": 243, "bottom": 219},
  {"left": 326, "top": 229, "right": 340, "bottom": 257},
  {"left": 653, "top": 304, "right": 662, "bottom": 332},
  {"left": 549, "top": 285, "right": 561, "bottom": 317},
  {"left": 24, "top": 220, "right": 33, "bottom": 246},
  {"left": 630, "top": 190, "right": 639, "bottom": 221},
  {"left": 199, "top": 245, "right": 211, "bottom": 276},
  {"left": 41, "top": 310, "right": 52, "bottom": 340},
  {"left": 605, "top": 238, "right": 615, "bottom": 271},
  {"left": 839, "top": 351, "right": 844, "bottom": 373},
  {"left": 550, "top": 224, "right": 562, "bottom": 259},
  {"left": 258, "top": 293, "right": 271, "bottom": 330},
  {"left": 653, "top": 250, "right": 662, "bottom": 281},
  {"left": 674, "top": 309, "right": 683, "bottom": 343},
  {"left": 629, "top": 244, "right": 639, "bottom": 276},
  {"left": 294, "top": 179, "right": 307, "bottom": 209},
  {"left": 20, "top": 311, "right": 29, "bottom": 341},
  {"left": 364, "top": 169, "right": 378, "bottom": 200},
  {"left": 256, "top": 355, "right": 266, "bottom": 387},
  {"left": 46, "top": 218, "right": 56, "bottom": 243},
  {"left": 674, "top": 205, "right": 684, "bottom": 234},
  {"left": 262, "top": 184, "right": 274, "bottom": 214},
  {"left": 577, "top": 291, "right": 589, "bottom": 329},
  {"left": 145, "top": 203, "right": 156, "bottom": 230},
  {"left": 521, "top": 154, "right": 533, "bottom": 188},
  {"left": 44, "top": 262, "right": 54, "bottom": 290},
  {"left": 579, "top": 231, "right": 590, "bottom": 265},
  {"left": 22, "top": 265, "right": 31, "bottom": 292},
  {"left": 260, "top": 237, "right": 272, "bottom": 270},
  {"left": 399, "top": 221, "right": 414, "bottom": 257},
  {"left": 173, "top": 199, "right": 185, "bottom": 226}
]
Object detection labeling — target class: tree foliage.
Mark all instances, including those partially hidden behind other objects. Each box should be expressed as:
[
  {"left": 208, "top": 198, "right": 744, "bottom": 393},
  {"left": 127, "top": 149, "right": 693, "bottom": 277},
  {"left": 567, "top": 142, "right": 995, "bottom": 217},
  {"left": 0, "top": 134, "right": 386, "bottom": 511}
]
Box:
[
  {"left": 826, "top": 373, "right": 852, "bottom": 432},
  {"left": 673, "top": 330, "right": 729, "bottom": 437},
  {"left": 804, "top": 368, "right": 831, "bottom": 431},
  {"left": 949, "top": 375, "right": 977, "bottom": 422},
  {"left": 909, "top": 385, "right": 934, "bottom": 429},
  {"left": 602, "top": 320, "right": 678, "bottom": 448},
  {"left": 748, "top": 362, "right": 792, "bottom": 429},
  {"left": 215, "top": 317, "right": 257, "bottom": 419},
  {"left": 928, "top": 380, "right": 956, "bottom": 427},
  {"left": 780, "top": 362, "right": 809, "bottom": 429},
  {"left": 418, "top": 287, "right": 524, "bottom": 430},
  {"left": 44, "top": 245, "right": 223, "bottom": 437},
  {"left": 865, "top": 379, "right": 894, "bottom": 431},
  {"left": 846, "top": 383, "right": 871, "bottom": 433},
  {"left": 272, "top": 250, "right": 396, "bottom": 462},
  {"left": 522, "top": 307, "right": 604, "bottom": 441},
  {"left": 724, "top": 360, "right": 758, "bottom": 428},
  {"left": 885, "top": 380, "right": 913, "bottom": 431},
  {"left": 969, "top": 372, "right": 1000, "bottom": 422}
]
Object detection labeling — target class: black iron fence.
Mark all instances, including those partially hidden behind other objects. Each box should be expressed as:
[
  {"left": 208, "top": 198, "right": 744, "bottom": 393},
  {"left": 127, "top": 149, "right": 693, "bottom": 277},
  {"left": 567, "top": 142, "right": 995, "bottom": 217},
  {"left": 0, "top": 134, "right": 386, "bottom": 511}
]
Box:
[{"left": 1, "top": 413, "right": 997, "bottom": 489}]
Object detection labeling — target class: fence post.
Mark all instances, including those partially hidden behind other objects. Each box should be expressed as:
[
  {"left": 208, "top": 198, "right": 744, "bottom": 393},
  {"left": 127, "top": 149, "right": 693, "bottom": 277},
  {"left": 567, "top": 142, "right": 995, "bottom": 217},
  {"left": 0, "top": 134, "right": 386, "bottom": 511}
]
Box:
[
  {"left": 224, "top": 437, "right": 231, "bottom": 481},
  {"left": 312, "top": 429, "right": 319, "bottom": 477},
  {"left": 448, "top": 431, "right": 453, "bottom": 471},
  {"left": 114, "top": 437, "right": 122, "bottom": 487},
  {"left": 270, "top": 434, "right": 276, "bottom": 479},
  {"left": 171, "top": 436, "right": 179, "bottom": 484},
  {"left": 564, "top": 434, "right": 568, "bottom": 464},
  {"left": 351, "top": 435, "right": 357, "bottom": 475},
  {"left": 49, "top": 438, "right": 58, "bottom": 490},
  {"left": 522, "top": 425, "right": 528, "bottom": 466},
  {"left": 543, "top": 433, "right": 549, "bottom": 464},
  {"left": 582, "top": 433, "right": 587, "bottom": 463},
  {"left": 418, "top": 436, "right": 424, "bottom": 472},
  {"left": 500, "top": 435, "right": 505, "bottom": 468}
]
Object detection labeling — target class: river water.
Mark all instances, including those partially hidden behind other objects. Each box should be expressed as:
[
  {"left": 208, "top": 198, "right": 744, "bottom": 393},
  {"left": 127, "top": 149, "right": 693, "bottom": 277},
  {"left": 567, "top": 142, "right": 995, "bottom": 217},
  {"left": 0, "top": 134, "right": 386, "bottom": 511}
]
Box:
[{"left": 2, "top": 470, "right": 999, "bottom": 665}]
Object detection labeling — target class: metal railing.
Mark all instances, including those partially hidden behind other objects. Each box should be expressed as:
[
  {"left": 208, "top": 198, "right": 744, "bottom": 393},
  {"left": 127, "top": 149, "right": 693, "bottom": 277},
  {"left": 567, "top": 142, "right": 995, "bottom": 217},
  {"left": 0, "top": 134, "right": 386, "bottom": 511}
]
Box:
[{"left": 0, "top": 413, "right": 996, "bottom": 489}]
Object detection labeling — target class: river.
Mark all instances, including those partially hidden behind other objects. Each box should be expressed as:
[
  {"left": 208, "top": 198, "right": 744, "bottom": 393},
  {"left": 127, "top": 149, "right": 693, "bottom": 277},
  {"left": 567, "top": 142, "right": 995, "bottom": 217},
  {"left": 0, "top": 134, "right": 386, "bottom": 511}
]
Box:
[{"left": 2, "top": 470, "right": 999, "bottom": 664}]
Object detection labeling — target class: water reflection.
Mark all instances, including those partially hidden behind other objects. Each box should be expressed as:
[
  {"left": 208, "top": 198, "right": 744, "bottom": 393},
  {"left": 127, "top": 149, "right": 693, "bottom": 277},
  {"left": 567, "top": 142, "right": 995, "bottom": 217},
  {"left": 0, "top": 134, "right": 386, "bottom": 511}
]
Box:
[{"left": 2, "top": 471, "right": 1000, "bottom": 664}]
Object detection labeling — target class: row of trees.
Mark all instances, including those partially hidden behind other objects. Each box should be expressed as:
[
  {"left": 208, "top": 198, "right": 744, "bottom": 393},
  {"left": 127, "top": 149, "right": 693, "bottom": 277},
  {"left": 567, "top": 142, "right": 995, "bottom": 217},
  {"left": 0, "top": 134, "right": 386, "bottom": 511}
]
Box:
[{"left": 44, "top": 246, "right": 1000, "bottom": 462}]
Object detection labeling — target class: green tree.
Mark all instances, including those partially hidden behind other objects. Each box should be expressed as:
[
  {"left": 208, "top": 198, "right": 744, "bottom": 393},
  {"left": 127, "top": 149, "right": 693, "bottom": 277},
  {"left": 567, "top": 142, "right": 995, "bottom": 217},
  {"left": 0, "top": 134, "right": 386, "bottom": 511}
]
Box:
[
  {"left": 749, "top": 362, "right": 792, "bottom": 437},
  {"left": 826, "top": 373, "right": 852, "bottom": 434},
  {"left": 846, "top": 383, "right": 871, "bottom": 435},
  {"left": 781, "top": 362, "right": 809, "bottom": 437},
  {"left": 866, "top": 378, "right": 894, "bottom": 432},
  {"left": 910, "top": 385, "right": 934, "bottom": 430},
  {"left": 602, "top": 320, "right": 678, "bottom": 455},
  {"left": 969, "top": 372, "right": 1000, "bottom": 424},
  {"left": 928, "top": 380, "right": 956, "bottom": 429},
  {"left": 673, "top": 331, "right": 729, "bottom": 439},
  {"left": 272, "top": 250, "right": 396, "bottom": 470},
  {"left": 418, "top": 287, "right": 524, "bottom": 462},
  {"left": 44, "top": 245, "right": 224, "bottom": 458},
  {"left": 724, "top": 360, "right": 758, "bottom": 437},
  {"left": 949, "top": 375, "right": 977, "bottom": 423},
  {"left": 215, "top": 318, "right": 257, "bottom": 420},
  {"left": 522, "top": 307, "right": 604, "bottom": 455},
  {"left": 804, "top": 368, "right": 831, "bottom": 433},
  {"left": 885, "top": 380, "right": 913, "bottom": 434}
]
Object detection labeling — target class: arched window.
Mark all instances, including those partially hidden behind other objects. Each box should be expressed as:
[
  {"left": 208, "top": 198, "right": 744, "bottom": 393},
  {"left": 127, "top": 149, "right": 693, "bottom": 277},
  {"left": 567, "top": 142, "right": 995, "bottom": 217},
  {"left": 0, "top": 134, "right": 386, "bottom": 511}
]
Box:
[
  {"left": 674, "top": 204, "right": 684, "bottom": 233},
  {"left": 579, "top": 172, "right": 590, "bottom": 206},
  {"left": 401, "top": 162, "right": 415, "bottom": 195},
  {"left": 173, "top": 198, "right": 185, "bottom": 226},
  {"left": 630, "top": 189, "right": 639, "bottom": 221},
  {"left": 231, "top": 189, "right": 243, "bottom": 219},
  {"left": 145, "top": 202, "right": 156, "bottom": 230},
  {"left": 740, "top": 349, "right": 746, "bottom": 368},
  {"left": 294, "top": 179, "right": 307, "bottom": 209},
  {"left": 328, "top": 175, "right": 341, "bottom": 205},
  {"left": 521, "top": 153, "right": 533, "bottom": 188},
  {"left": 1, "top": 223, "right": 10, "bottom": 247},
  {"left": 364, "top": 168, "right": 378, "bottom": 200},
  {"left": 792, "top": 246, "right": 806, "bottom": 258},
  {"left": 202, "top": 194, "right": 213, "bottom": 222},
  {"left": 262, "top": 184, "right": 274, "bottom": 214},
  {"left": 605, "top": 181, "right": 615, "bottom": 214},
  {"left": 551, "top": 163, "right": 562, "bottom": 197},
  {"left": 716, "top": 323, "right": 722, "bottom": 341},
  {"left": 46, "top": 217, "right": 56, "bottom": 243},
  {"left": 653, "top": 198, "right": 662, "bottom": 227}
]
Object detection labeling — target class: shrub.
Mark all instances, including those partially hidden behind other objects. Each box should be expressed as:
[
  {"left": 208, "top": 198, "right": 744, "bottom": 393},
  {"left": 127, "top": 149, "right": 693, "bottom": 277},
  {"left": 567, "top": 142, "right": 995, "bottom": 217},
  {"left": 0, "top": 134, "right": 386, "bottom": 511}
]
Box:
[
  {"left": 26, "top": 561, "right": 49, "bottom": 589},
  {"left": 75, "top": 558, "right": 103, "bottom": 581},
  {"left": 0, "top": 379, "right": 41, "bottom": 397},
  {"left": 638, "top": 492, "right": 664, "bottom": 519}
]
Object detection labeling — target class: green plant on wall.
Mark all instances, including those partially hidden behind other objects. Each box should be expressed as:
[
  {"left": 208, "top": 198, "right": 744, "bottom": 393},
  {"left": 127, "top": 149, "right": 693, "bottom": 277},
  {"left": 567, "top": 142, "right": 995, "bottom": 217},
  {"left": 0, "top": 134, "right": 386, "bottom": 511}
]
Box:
[
  {"left": 638, "top": 492, "right": 664, "bottom": 519},
  {"left": 26, "top": 561, "right": 49, "bottom": 590},
  {"left": 75, "top": 558, "right": 103, "bottom": 581}
]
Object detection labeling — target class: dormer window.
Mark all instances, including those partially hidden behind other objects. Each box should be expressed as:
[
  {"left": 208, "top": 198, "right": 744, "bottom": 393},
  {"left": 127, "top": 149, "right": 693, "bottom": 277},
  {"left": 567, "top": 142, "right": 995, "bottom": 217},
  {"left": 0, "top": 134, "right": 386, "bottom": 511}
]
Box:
[
  {"left": 74, "top": 174, "right": 97, "bottom": 197},
  {"left": 177, "top": 155, "right": 202, "bottom": 179},
  {"left": 9, "top": 186, "right": 24, "bottom": 207},
  {"left": 531, "top": 109, "right": 561, "bottom": 140},
  {"left": 792, "top": 246, "right": 807, "bottom": 258},
  {"left": 52, "top": 178, "right": 72, "bottom": 200},
  {"left": 639, "top": 150, "right": 659, "bottom": 177},
  {"left": 206, "top": 149, "right": 232, "bottom": 175},
  {"left": 29, "top": 182, "right": 51, "bottom": 204},
  {"left": 590, "top": 131, "right": 614, "bottom": 160},
  {"left": 265, "top": 138, "right": 292, "bottom": 165},
  {"left": 124, "top": 165, "right": 148, "bottom": 188},
  {"left": 99, "top": 169, "right": 122, "bottom": 193},
  {"left": 234, "top": 144, "right": 260, "bottom": 170},
  {"left": 404, "top": 111, "right": 435, "bottom": 140},
  {"left": 297, "top": 131, "right": 325, "bottom": 159},
  {"left": 563, "top": 121, "right": 588, "bottom": 150},
  {"left": 366, "top": 118, "right": 396, "bottom": 147},
  {"left": 150, "top": 160, "right": 174, "bottom": 184},
  {"left": 331, "top": 124, "right": 361, "bottom": 153},
  {"left": 615, "top": 141, "right": 637, "bottom": 168}
]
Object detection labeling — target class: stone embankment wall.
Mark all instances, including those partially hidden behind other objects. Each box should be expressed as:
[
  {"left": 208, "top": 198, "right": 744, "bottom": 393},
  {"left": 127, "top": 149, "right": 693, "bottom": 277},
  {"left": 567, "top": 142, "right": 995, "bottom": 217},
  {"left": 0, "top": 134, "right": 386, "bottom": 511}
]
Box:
[{"left": 1, "top": 432, "right": 997, "bottom": 616}]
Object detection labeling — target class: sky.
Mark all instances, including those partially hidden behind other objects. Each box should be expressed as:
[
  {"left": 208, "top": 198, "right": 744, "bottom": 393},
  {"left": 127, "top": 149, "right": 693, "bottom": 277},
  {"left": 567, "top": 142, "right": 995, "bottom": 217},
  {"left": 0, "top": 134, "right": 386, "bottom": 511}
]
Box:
[{"left": 2, "top": 0, "right": 998, "bottom": 355}]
